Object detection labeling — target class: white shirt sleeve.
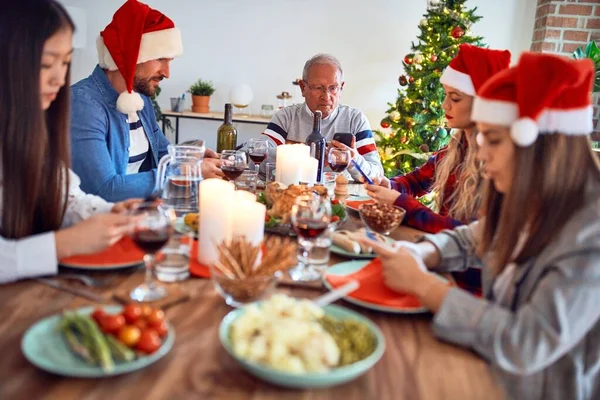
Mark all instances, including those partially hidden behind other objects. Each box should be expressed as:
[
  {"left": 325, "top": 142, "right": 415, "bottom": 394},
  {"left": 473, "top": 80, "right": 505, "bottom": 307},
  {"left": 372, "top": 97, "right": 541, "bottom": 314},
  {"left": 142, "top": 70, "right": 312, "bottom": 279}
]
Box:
[
  {"left": 0, "top": 232, "right": 57, "bottom": 284},
  {"left": 61, "top": 169, "right": 114, "bottom": 228}
]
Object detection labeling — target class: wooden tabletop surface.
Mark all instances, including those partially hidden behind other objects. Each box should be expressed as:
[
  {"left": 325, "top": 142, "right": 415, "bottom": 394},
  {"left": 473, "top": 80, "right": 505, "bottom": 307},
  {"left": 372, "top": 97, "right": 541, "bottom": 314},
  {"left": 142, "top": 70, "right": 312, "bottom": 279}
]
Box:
[{"left": 0, "top": 214, "right": 504, "bottom": 400}]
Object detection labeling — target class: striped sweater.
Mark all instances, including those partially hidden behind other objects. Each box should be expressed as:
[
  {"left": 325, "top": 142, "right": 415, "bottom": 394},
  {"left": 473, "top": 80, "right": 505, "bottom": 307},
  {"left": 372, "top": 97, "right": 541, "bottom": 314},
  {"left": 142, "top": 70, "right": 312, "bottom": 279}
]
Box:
[{"left": 262, "top": 103, "right": 384, "bottom": 181}]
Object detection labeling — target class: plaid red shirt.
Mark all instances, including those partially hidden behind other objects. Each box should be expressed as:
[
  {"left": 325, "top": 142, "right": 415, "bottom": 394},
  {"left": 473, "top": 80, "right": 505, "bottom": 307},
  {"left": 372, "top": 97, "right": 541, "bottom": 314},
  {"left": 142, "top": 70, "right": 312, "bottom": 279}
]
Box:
[{"left": 389, "top": 144, "right": 481, "bottom": 295}]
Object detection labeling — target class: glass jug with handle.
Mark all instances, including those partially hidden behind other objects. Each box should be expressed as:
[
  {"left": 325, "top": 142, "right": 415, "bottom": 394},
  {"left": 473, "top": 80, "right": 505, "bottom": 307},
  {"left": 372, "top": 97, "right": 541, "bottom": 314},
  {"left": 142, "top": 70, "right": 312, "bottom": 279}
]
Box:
[{"left": 155, "top": 142, "right": 205, "bottom": 216}]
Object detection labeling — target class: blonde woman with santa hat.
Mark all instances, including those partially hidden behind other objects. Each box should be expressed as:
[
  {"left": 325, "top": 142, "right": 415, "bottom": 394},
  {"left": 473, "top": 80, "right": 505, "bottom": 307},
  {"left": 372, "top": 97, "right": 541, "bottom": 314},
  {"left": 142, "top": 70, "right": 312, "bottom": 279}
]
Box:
[
  {"left": 363, "top": 53, "right": 600, "bottom": 399},
  {"left": 367, "top": 44, "right": 511, "bottom": 294},
  {"left": 70, "top": 0, "right": 223, "bottom": 202}
]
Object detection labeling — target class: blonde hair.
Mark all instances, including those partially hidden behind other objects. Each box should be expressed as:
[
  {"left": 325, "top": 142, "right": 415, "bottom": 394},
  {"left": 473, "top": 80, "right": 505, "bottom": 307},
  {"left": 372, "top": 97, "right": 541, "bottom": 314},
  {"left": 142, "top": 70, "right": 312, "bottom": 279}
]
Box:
[
  {"left": 478, "top": 135, "right": 600, "bottom": 275},
  {"left": 430, "top": 129, "right": 483, "bottom": 222}
]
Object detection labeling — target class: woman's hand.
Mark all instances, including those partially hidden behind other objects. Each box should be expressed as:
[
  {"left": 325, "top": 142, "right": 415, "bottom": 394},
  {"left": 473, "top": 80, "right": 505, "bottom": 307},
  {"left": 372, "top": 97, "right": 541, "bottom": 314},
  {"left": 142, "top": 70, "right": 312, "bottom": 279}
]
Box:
[
  {"left": 111, "top": 198, "right": 141, "bottom": 214},
  {"left": 55, "top": 213, "right": 133, "bottom": 259},
  {"left": 372, "top": 176, "right": 391, "bottom": 188},
  {"left": 202, "top": 158, "right": 225, "bottom": 179},
  {"left": 359, "top": 237, "right": 450, "bottom": 312},
  {"left": 364, "top": 184, "right": 401, "bottom": 205}
]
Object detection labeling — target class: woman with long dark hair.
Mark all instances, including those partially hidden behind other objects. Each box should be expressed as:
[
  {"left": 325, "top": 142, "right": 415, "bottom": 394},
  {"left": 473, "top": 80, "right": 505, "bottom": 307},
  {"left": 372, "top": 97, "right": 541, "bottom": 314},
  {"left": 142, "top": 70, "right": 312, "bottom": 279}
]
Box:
[
  {"left": 0, "top": 0, "right": 135, "bottom": 284},
  {"left": 363, "top": 53, "right": 600, "bottom": 398}
]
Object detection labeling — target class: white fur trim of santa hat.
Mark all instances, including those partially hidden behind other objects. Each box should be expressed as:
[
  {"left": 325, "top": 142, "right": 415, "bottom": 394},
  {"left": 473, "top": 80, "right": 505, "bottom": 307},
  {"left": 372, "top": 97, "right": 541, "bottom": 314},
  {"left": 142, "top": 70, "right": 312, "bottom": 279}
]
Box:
[
  {"left": 440, "top": 66, "right": 476, "bottom": 96},
  {"left": 473, "top": 97, "right": 593, "bottom": 147},
  {"left": 116, "top": 91, "right": 145, "bottom": 114},
  {"left": 97, "top": 27, "right": 183, "bottom": 71}
]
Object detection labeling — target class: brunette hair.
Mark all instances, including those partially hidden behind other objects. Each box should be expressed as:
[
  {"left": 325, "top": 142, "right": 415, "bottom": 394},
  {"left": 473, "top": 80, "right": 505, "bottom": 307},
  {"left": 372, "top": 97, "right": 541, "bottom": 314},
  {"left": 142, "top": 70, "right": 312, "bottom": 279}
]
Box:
[
  {"left": 479, "top": 134, "right": 600, "bottom": 274},
  {"left": 0, "top": 0, "right": 74, "bottom": 238}
]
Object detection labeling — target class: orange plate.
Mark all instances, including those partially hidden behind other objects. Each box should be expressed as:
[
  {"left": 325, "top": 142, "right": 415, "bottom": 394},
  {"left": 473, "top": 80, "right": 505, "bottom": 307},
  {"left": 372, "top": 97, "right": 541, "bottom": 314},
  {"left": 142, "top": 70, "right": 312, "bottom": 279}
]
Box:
[
  {"left": 345, "top": 198, "right": 376, "bottom": 212},
  {"left": 325, "top": 259, "right": 423, "bottom": 310},
  {"left": 59, "top": 237, "right": 145, "bottom": 270}
]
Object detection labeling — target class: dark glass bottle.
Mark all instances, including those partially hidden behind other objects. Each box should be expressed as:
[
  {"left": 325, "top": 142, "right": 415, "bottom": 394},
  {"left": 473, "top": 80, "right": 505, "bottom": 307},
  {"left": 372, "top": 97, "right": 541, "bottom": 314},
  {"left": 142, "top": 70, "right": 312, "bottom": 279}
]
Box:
[
  {"left": 217, "top": 104, "right": 237, "bottom": 153},
  {"left": 305, "top": 110, "right": 325, "bottom": 183}
]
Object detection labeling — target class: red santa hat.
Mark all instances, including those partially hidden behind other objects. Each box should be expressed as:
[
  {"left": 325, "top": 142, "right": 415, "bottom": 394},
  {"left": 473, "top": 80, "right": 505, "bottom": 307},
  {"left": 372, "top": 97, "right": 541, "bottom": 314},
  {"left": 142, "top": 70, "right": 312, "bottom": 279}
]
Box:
[
  {"left": 471, "top": 52, "right": 595, "bottom": 147},
  {"left": 97, "top": 0, "right": 183, "bottom": 114},
  {"left": 440, "top": 44, "right": 511, "bottom": 96}
]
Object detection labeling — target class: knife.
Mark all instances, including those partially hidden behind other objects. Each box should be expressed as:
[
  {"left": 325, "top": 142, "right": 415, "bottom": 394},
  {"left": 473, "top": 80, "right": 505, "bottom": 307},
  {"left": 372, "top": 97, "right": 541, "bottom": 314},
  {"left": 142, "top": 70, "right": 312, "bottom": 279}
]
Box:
[{"left": 36, "top": 278, "right": 108, "bottom": 303}]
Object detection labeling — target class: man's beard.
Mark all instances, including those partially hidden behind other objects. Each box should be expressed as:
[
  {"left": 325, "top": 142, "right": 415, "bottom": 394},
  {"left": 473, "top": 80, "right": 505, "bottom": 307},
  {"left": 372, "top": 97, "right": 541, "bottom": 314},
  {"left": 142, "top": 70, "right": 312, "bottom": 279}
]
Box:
[{"left": 133, "top": 75, "right": 163, "bottom": 97}]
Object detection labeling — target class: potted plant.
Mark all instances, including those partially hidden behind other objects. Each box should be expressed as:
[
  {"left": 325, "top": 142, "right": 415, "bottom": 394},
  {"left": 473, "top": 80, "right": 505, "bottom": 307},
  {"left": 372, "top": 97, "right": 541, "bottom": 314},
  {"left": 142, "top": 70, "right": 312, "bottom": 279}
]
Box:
[{"left": 189, "top": 79, "right": 216, "bottom": 113}]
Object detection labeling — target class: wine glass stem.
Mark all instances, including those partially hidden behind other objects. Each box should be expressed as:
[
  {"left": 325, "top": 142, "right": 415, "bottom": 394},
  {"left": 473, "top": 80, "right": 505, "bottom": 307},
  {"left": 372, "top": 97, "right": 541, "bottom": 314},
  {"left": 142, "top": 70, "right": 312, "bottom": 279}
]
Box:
[{"left": 144, "top": 253, "right": 155, "bottom": 288}]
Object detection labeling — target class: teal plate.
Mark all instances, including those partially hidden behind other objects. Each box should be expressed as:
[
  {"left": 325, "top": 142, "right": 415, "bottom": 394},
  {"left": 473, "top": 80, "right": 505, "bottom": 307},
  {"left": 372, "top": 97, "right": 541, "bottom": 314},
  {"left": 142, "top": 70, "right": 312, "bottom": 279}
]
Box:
[
  {"left": 219, "top": 304, "right": 385, "bottom": 389},
  {"left": 323, "top": 260, "right": 447, "bottom": 314},
  {"left": 21, "top": 306, "right": 175, "bottom": 378}
]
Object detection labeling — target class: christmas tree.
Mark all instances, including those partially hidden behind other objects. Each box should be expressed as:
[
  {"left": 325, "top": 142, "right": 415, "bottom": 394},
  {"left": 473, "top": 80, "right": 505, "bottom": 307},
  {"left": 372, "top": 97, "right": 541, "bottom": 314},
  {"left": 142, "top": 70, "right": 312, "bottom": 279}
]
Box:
[{"left": 376, "top": 0, "right": 484, "bottom": 176}]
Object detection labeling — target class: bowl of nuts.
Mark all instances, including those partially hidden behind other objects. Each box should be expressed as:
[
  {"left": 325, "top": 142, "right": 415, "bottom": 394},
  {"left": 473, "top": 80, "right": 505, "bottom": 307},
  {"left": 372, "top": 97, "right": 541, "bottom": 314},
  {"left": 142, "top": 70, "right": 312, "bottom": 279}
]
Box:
[
  {"left": 210, "top": 236, "right": 297, "bottom": 308},
  {"left": 358, "top": 203, "right": 406, "bottom": 236}
]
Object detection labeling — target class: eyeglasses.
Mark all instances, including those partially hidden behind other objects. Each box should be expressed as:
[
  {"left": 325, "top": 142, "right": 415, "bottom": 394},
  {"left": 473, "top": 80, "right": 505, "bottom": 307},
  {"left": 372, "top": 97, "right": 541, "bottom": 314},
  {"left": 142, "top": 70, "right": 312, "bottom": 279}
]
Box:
[{"left": 305, "top": 83, "right": 342, "bottom": 95}]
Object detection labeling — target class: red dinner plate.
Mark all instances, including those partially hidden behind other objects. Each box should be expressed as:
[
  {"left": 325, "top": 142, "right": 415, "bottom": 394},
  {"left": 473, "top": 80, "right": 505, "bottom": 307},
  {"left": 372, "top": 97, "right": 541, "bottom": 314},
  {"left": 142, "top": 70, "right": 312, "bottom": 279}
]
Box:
[{"left": 59, "top": 237, "right": 145, "bottom": 270}]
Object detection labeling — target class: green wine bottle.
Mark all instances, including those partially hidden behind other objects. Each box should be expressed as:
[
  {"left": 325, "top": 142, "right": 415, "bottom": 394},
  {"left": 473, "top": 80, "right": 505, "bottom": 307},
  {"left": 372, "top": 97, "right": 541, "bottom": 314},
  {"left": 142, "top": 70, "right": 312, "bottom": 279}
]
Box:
[{"left": 217, "top": 103, "right": 237, "bottom": 153}]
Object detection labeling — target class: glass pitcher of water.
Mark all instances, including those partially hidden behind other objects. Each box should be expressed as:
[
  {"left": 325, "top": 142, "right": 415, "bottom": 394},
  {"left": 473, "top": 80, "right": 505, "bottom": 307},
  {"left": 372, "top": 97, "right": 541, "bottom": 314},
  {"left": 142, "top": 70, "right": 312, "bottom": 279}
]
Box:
[{"left": 155, "top": 142, "right": 205, "bottom": 216}]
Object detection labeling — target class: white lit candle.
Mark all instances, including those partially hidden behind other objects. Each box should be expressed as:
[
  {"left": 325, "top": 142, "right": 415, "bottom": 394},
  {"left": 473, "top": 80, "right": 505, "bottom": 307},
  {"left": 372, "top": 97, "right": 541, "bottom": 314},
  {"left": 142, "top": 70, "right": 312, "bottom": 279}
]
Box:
[
  {"left": 197, "top": 179, "right": 235, "bottom": 265},
  {"left": 231, "top": 191, "right": 266, "bottom": 246},
  {"left": 276, "top": 144, "right": 310, "bottom": 185},
  {"left": 299, "top": 157, "right": 318, "bottom": 185}
]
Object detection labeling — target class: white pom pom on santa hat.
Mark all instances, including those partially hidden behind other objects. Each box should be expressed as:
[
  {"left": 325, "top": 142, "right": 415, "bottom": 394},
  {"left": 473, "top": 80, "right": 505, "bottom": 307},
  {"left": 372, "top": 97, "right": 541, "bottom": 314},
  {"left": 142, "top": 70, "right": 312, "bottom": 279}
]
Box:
[
  {"left": 116, "top": 91, "right": 144, "bottom": 114},
  {"left": 510, "top": 117, "right": 539, "bottom": 147}
]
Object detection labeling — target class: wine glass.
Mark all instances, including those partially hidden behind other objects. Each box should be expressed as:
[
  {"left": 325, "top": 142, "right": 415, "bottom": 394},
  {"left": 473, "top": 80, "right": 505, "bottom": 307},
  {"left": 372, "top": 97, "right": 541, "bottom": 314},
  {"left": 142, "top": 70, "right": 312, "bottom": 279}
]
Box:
[
  {"left": 247, "top": 137, "right": 269, "bottom": 172},
  {"left": 289, "top": 193, "right": 332, "bottom": 282},
  {"left": 220, "top": 150, "right": 247, "bottom": 181},
  {"left": 129, "top": 201, "right": 176, "bottom": 302},
  {"left": 328, "top": 147, "right": 351, "bottom": 178}
]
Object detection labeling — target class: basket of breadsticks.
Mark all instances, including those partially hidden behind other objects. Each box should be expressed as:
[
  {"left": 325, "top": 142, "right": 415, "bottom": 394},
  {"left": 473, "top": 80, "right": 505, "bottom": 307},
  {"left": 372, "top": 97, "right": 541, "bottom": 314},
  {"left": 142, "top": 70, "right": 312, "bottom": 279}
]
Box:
[{"left": 210, "top": 236, "right": 297, "bottom": 307}]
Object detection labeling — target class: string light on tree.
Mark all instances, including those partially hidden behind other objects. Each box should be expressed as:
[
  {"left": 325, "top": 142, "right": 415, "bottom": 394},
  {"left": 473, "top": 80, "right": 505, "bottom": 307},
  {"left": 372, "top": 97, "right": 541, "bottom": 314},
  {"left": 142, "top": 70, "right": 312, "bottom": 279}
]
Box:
[{"left": 374, "top": 0, "right": 484, "bottom": 177}]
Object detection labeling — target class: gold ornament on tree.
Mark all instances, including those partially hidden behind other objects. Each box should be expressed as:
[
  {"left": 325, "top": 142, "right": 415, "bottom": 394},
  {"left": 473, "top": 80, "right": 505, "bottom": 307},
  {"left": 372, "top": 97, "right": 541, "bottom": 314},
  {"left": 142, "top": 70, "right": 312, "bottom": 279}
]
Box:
[{"left": 389, "top": 110, "right": 401, "bottom": 122}]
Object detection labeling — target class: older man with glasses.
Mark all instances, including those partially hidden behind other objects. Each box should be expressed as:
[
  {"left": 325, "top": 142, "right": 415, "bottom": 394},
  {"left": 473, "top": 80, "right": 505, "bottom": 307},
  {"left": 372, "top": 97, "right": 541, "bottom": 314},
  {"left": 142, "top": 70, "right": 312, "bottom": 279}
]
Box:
[{"left": 261, "top": 53, "right": 384, "bottom": 181}]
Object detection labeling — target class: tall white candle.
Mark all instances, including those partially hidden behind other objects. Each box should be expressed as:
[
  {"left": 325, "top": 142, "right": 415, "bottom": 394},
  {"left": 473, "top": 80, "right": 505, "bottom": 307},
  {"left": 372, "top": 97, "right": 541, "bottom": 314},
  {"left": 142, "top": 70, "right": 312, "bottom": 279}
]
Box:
[
  {"left": 299, "top": 157, "right": 319, "bottom": 185},
  {"left": 231, "top": 192, "right": 266, "bottom": 246},
  {"left": 197, "top": 179, "right": 235, "bottom": 265},
  {"left": 276, "top": 144, "right": 310, "bottom": 185}
]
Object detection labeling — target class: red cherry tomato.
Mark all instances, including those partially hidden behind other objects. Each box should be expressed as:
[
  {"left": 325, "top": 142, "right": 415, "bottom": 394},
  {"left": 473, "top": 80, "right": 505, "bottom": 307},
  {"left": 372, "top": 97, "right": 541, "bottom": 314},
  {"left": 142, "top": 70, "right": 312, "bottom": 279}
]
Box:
[
  {"left": 133, "top": 319, "right": 148, "bottom": 330},
  {"left": 331, "top": 215, "right": 340, "bottom": 223},
  {"left": 331, "top": 199, "right": 340, "bottom": 205},
  {"left": 118, "top": 325, "right": 142, "bottom": 347},
  {"left": 101, "top": 314, "right": 126, "bottom": 335},
  {"left": 136, "top": 329, "right": 161, "bottom": 354},
  {"left": 146, "top": 308, "right": 165, "bottom": 325},
  {"left": 149, "top": 320, "right": 169, "bottom": 338},
  {"left": 141, "top": 304, "right": 153, "bottom": 318},
  {"left": 122, "top": 304, "right": 143, "bottom": 324},
  {"left": 91, "top": 308, "right": 106, "bottom": 323}
]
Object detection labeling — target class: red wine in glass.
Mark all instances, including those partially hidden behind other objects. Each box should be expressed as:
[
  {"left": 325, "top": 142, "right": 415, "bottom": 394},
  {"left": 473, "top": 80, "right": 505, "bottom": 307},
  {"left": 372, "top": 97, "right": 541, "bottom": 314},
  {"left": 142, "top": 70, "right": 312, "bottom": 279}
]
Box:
[
  {"left": 248, "top": 152, "right": 267, "bottom": 164},
  {"left": 132, "top": 228, "right": 171, "bottom": 254},
  {"left": 294, "top": 219, "right": 329, "bottom": 239},
  {"left": 221, "top": 165, "right": 245, "bottom": 181},
  {"left": 330, "top": 161, "right": 348, "bottom": 173}
]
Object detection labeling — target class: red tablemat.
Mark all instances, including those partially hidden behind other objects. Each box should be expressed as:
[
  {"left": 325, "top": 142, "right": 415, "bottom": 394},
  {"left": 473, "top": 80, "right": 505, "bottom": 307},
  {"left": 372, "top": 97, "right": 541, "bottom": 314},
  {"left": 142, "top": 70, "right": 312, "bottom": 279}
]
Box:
[
  {"left": 189, "top": 240, "right": 210, "bottom": 278},
  {"left": 60, "top": 237, "right": 145, "bottom": 268},
  {"left": 325, "top": 259, "right": 422, "bottom": 309}
]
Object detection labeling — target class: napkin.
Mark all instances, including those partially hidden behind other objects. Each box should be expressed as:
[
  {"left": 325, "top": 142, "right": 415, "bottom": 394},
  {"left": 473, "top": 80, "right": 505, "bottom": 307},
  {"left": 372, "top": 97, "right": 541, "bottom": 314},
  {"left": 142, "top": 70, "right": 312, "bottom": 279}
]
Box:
[
  {"left": 59, "top": 237, "right": 145, "bottom": 267},
  {"left": 189, "top": 241, "right": 210, "bottom": 278},
  {"left": 325, "top": 259, "right": 422, "bottom": 309}
]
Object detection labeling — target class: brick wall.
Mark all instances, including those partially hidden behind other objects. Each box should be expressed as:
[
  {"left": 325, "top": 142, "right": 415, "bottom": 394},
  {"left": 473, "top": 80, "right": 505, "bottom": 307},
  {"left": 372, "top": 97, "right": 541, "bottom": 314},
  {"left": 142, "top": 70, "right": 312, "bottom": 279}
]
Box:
[{"left": 530, "top": 0, "right": 600, "bottom": 138}]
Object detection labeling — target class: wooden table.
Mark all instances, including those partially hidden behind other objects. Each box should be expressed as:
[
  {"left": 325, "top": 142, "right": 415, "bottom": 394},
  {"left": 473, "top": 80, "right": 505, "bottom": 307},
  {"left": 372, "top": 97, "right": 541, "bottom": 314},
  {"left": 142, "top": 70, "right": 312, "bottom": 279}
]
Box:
[
  {"left": 161, "top": 110, "right": 272, "bottom": 144},
  {"left": 0, "top": 220, "right": 504, "bottom": 400}
]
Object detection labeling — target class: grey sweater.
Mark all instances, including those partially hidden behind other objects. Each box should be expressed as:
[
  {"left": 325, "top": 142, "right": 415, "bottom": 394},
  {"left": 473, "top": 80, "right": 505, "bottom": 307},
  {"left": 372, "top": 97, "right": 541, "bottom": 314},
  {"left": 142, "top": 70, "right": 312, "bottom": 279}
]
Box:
[{"left": 423, "top": 177, "right": 600, "bottom": 400}]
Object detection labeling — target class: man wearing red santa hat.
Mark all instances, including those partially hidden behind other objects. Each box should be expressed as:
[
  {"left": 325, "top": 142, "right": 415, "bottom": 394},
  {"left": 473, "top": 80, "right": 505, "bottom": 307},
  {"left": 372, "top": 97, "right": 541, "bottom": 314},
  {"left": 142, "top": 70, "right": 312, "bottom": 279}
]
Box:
[{"left": 70, "top": 0, "right": 222, "bottom": 201}]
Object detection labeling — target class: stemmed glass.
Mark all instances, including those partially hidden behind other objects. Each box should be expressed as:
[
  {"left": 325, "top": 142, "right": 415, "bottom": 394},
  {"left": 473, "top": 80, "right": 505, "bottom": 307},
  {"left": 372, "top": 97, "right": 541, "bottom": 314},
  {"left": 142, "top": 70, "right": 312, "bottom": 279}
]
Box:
[
  {"left": 289, "top": 193, "right": 332, "bottom": 282},
  {"left": 220, "top": 150, "right": 247, "bottom": 181},
  {"left": 129, "top": 201, "right": 176, "bottom": 302},
  {"left": 328, "top": 147, "right": 351, "bottom": 178},
  {"left": 247, "top": 137, "right": 269, "bottom": 172}
]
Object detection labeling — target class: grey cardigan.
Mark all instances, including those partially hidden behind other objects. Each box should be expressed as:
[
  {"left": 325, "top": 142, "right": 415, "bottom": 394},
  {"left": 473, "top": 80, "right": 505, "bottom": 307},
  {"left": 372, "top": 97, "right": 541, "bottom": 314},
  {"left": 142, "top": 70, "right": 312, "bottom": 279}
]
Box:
[{"left": 423, "top": 178, "right": 600, "bottom": 400}]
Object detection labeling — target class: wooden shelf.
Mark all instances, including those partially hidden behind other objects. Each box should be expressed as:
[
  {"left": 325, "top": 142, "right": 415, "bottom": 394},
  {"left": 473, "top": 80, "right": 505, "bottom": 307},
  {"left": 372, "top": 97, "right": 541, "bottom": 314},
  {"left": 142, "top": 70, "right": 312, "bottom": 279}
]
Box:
[{"left": 162, "top": 110, "right": 272, "bottom": 125}]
